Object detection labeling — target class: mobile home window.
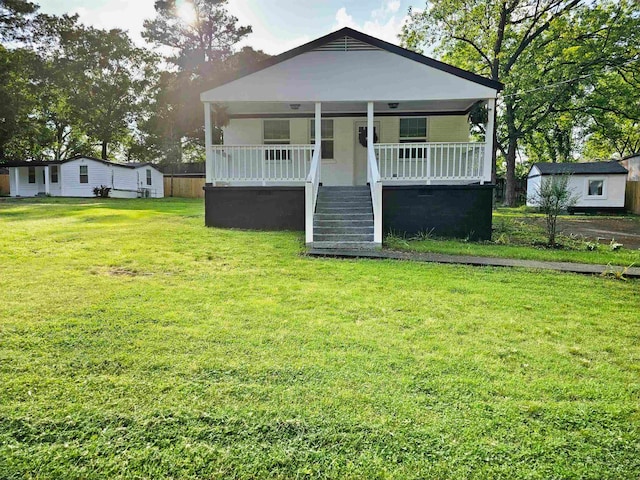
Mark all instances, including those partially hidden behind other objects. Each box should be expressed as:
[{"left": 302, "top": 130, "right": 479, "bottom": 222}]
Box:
[
  {"left": 263, "top": 120, "right": 290, "bottom": 160},
  {"left": 310, "top": 119, "right": 334, "bottom": 160},
  {"left": 28, "top": 167, "right": 36, "bottom": 183},
  {"left": 79, "top": 165, "right": 88, "bottom": 183},
  {"left": 146, "top": 169, "right": 152, "bottom": 185},
  {"left": 399, "top": 117, "right": 427, "bottom": 159},
  {"left": 51, "top": 166, "right": 58, "bottom": 183},
  {"left": 587, "top": 179, "right": 604, "bottom": 196}
]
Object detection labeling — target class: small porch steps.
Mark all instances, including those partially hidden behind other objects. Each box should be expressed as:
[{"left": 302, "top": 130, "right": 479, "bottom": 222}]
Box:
[{"left": 312, "top": 186, "right": 378, "bottom": 250}]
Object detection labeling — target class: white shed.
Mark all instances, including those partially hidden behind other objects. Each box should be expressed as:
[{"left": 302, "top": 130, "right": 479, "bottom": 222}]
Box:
[
  {"left": 527, "top": 161, "right": 628, "bottom": 213},
  {"left": 6, "top": 156, "right": 164, "bottom": 198}
]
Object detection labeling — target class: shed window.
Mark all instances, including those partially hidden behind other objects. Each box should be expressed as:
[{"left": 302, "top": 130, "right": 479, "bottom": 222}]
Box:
[
  {"left": 264, "top": 120, "right": 290, "bottom": 160},
  {"left": 146, "top": 169, "right": 152, "bottom": 185},
  {"left": 51, "top": 166, "right": 58, "bottom": 183},
  {"left": 79, "top": 165, "right": 88, "bottom": 184},
  {"left": 28, "top": 167, "right": 36, "bottom": 183},
  {"left": 400, "top": 117, "right": 427, "bottom": 159},
  {"left": 588, "top": 179, "right": 604, "bottom": 196},
  {"left": 310, "top": 119, "right": 334, "bottom": 160}
]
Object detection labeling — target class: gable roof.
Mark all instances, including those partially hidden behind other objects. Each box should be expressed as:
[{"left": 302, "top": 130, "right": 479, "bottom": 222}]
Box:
[
  {"left": 204, "top": 27, "right": 503, "bottom": 97},
  {"left": 0, "top": 156, "right": 161, "bottom": 170},
  {"left": 531, "top": 161, "right": 628, "bottom": 176}
]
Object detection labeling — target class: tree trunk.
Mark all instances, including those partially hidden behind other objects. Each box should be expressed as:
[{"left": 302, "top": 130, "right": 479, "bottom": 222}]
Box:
[
  {"left": 101, "top": 141, "right": 108, "bottom": 160},
  {"left": 505, "top": 138, "right": 517, "bottom": 206},
  {"left": 504, "top": 102, "right": 518, "bottom": 207}
]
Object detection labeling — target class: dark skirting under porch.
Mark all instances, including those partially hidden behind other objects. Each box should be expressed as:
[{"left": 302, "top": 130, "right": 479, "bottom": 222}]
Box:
[
  {"left": 382, "top": 184, "right": 494, "bottom": 241},
  {"left": 204, "top": 186, "right": 305, "bottom": 230}
]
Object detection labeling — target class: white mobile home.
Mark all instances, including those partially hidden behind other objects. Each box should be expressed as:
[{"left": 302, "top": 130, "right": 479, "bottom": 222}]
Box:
[
  {"left": 6, "top": 156, "right": 164, "bottom": 198},
  {"left": 527, "top": 161, "right": 628, "bottom": 213}
]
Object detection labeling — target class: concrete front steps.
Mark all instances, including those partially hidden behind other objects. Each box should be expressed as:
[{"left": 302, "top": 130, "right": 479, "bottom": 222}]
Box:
[{"left": 312, "top": 186, "right": 378, "bottom": 250}]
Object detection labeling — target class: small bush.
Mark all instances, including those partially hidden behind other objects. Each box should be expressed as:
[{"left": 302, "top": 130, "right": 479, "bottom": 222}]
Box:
[
  {"left": 528, "top": 174, "right": 578, "bottom": 247},
  {"left": 93, "top": 185, "right": 111, "bottom": 198}
]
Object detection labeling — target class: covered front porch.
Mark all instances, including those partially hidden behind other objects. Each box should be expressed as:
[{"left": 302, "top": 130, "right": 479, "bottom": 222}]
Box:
[{"left": 203, "top": 99, "right": 496, "bottom": 248}]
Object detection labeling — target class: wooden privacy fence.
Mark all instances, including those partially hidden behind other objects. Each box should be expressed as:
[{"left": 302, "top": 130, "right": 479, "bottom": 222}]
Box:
[
  {"left": 164, "top": 176, "right": 205, "bottom": 198},
  {"left": 0, "top": 174, "right": 9, "bottom": 195},
  {"left": 626, "top": 181, "right": 640, "bottom": 214}
]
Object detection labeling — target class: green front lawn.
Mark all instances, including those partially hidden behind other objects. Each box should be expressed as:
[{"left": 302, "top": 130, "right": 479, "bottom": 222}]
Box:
[
  {"left": 386, "top": 207, "right": 640, "bottom": 267},
  {"left": 1, "top": 198, "right": 639, "bottom": 478}
]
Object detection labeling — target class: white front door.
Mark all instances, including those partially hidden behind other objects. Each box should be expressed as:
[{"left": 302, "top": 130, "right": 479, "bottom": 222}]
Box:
[{"left": 354, "top": 121, "right": 380, "bottom": 186}]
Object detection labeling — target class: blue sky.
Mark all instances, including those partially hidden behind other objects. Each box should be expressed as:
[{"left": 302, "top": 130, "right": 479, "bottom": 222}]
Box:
[{"left": 35, "top": 0, "right": 421, "bottom": 54}]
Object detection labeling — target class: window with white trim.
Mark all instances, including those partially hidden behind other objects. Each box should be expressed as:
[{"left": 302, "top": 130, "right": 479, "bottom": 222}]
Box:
[
  {"left": 399, "top": 117, "right": 427, "bottom": 159},
  {"left": 146, "top": 169, "right": 152, "bottom": 185},
  {"left": 28, "top": 167, "right": 36, "bottom": 183},
  {"left": 51, "top": 165, "right": 58, "bottom": 183},
  {"left": 263, "top": 120, "right": 290, "bottom": 160},
  {"left": 587, "top": 179, "right": 604, "bottom": 197},
  {"left": 310, "top": 119, "right": 334, "bottom": 160}
]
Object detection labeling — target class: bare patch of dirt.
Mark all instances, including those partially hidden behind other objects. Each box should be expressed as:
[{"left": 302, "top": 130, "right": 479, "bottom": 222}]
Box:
[{"left": 526, "top": 216, "right": 640, "bottom": 249}]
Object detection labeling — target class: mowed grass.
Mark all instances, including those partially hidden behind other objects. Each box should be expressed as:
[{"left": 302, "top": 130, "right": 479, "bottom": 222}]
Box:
[{"left": 0, "top": 197, "right": 639, "bottom": 479}]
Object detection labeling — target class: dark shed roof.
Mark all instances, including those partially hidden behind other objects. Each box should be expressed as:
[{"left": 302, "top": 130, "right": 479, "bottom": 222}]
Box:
[{"left": 531, "top": 161, "right": 628, "bottom": 176}]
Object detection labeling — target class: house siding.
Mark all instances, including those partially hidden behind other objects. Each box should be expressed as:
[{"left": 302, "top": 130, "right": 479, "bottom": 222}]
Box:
[
  {"left": 9, "top": 158, "right": 164, "bottom": 198},
  {"left": 527, "top": 169, "right": 626, "bottom": 209},
  {"left": 222, "top": 115, "right": 470, "bottom": 186},
  {"left": 383, "top": 184, "right": 494, "bottom": 240}
]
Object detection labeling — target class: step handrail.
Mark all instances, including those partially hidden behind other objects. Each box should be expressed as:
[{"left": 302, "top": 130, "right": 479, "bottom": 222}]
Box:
[
  {"left": 305, "top": 146, "right": 321, "bottom": 244},
  {"left": 367, "top": 147, "right": 383, "bottom": 244}
]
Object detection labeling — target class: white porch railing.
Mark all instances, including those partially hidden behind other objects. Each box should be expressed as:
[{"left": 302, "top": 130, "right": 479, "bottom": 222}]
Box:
[
  {"left": 305, "top": 146, "right": 321, "bottom": 244},
  {"left": 374, "top": 142, "right": 486, "bottom": 183},
  {"left": 209, "top": 145, "right": 313, "bottom": 184},
  {"left": 367, "top": 147, "right": 383, "bottom": 245}
]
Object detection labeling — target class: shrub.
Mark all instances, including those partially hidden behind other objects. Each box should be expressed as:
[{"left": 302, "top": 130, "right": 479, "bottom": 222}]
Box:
[
  {"left": 93, "top": 185, "right": 111, "bottom": 198},
  {"left": 528, "top": 174, "right": 577, "bottom": 247}
]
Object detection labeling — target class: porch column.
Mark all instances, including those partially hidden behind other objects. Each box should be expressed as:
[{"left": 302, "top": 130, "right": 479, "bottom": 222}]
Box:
[
  {"left": 483, "top": 98, "right": 496, "bottom": 185},
  {"left": 314, "top": 102, "right": 321, "bottom": 153},
  {"left": 13, "top": 167, "right": 19, "bottom": 197},
  {"left": 367, "top": 101, "right": 374, "bottom": 184},
  {"left": 204, "top": 102, "right": 213, "bottom": 185},
  {"left": 44, "top": 166, "right": 50, "bottom": 195}
]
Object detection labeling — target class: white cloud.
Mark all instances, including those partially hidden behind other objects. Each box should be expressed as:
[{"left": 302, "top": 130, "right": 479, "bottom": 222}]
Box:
[{"left": 332, "top": 3, "right": 412, "bottom": 46}]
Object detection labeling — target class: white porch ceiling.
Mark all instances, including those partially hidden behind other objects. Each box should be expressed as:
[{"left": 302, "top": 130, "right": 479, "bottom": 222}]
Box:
[{"left": 220, "top": 99, "right": 479, "bottom": 116}]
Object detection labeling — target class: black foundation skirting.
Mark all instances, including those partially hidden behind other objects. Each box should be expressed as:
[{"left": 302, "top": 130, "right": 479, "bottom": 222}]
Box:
[
  {"left": 568, "top": 206, "right": 626, "bottom": 214},
  {"left": 383, "top": 184, "right": 494, "bottom": 241},
  {"left": 204, "top": 186, "right": 305, "bottom": 230}
]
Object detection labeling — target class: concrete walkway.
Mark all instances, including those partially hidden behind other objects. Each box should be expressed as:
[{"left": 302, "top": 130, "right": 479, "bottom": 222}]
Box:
[{"left": 307, "top": 248, "right": 640, "bottom": 278}]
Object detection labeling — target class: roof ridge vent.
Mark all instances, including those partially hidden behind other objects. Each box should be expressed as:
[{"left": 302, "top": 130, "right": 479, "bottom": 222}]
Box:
[{"left": 313, "top": 36, "right": 380, "bottom": 52}]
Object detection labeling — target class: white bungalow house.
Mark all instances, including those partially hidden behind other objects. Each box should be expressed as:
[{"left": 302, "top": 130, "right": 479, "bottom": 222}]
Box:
[
  {"left": 6, "top": 156, "right": 164, "bottom": 198},
  {"left": 200, "top": 28, "right": 503, "bottom": 249},
  {"left": 526, "top": 161, "right": 628, "bottom": 213}
]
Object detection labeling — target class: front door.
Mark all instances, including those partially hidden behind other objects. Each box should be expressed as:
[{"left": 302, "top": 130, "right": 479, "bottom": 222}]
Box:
[{"left": 354, "top": 121, "right": 380, "bottom": 186}]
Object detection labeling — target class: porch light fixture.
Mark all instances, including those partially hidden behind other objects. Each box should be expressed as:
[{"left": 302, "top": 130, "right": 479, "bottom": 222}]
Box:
[
  {"left": 388, "top": 103, "right": 399, "bottom": 109},
  {"left": 289, "top": 103, "right": 301, "bottom": 110}
]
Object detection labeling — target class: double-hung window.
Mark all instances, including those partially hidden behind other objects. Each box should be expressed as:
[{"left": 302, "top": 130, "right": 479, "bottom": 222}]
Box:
[
  {"left": 263, "top": 120, "right": 290, "bottom": 160},
  {"left": 399, "top": 117, "right": 427, "bottom": 159},
  {"left": 51, "top": 166, "right": 59, "bottom": 183},
  {"left": 28, "top": 167, "right": 36, "bottom": 183},
  {"left": 146, "top": 169, "right": 152, "bottom": 185},
  {"left": 79, "top": 165, "right": 88, "bottom": 183},
  {"left": 310, "top": 119, "right": 334, "bottom": 160}
]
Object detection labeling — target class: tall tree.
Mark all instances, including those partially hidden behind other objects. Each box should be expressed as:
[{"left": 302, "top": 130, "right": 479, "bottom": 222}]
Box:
[
  {"left": 142, "top": 0, "right": 251, "bottom": 74},
  {"left": 402, "top": 0, "right": 637, "bottom": 205},
  {"left": 58, "top": 26, "right": 157, "bottom": 159},
  {"left": 0, "top": 0, "right": 38, "bottom": 42}
]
